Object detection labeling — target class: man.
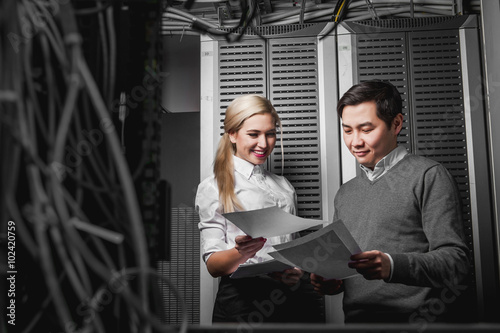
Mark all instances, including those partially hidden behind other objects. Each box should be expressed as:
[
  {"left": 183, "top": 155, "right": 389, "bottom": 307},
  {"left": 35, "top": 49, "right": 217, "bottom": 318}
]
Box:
[{"left": 311, "top": 80, "right": 470, "bottom": 324}]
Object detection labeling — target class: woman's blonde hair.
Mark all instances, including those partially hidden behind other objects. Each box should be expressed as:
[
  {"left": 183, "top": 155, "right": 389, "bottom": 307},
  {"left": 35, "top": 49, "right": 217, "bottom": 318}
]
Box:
[{"left": 214, "top": 94, "right": 283, "bottom": 213}]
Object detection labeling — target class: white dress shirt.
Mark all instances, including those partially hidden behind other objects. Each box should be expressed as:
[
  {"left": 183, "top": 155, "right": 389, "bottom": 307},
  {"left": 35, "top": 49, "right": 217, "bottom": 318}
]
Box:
[
  {"left": 195, "top": 155, "right": 297, "bottom": 264},
  {"left": 358, "top": 145, "right": 408, "bottom": 281},
  {"left": 359, "top": 145, "right": 409, "bottom": 181}
]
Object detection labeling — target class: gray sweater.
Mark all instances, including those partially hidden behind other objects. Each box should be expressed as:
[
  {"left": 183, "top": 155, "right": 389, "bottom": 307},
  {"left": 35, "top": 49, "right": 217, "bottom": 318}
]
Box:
[{"left": 334, "top": 154, "right": 470, "bottom": 323}]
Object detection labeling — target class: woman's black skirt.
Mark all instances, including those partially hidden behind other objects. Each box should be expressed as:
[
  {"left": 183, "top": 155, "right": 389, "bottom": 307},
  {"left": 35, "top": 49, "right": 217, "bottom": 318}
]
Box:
[{"left": 212, "top": 273, "right": 324, "bottom": 324}]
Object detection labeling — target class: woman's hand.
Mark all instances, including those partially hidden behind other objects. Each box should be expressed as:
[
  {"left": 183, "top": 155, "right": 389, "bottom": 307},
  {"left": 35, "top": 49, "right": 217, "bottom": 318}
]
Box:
[
  {"left": 310, "top": 273, "right": 343, "bottom": 295},
  {"left": 206, "top": 235, "right": 266, "bottom": 277},
  {"left": 234, "top": 235, "right": 267, "bottom": 260},
  {"left": 269, "top": 267, "right": 304, "bottom": 286}
]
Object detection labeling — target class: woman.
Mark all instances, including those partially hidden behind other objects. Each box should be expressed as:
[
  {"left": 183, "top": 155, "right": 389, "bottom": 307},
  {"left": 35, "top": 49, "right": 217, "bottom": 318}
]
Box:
[{"left": 195, "top": 94, "right": 323, "bottom": 323}]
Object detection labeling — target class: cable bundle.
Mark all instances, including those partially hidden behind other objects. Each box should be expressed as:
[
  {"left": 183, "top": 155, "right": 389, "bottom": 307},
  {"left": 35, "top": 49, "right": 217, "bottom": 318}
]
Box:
[
  {"left": 161, "top": 0, "right": 480, "bottom": 36},
  {"left": 164, "top": 0, "right": 267, "bottom": 42},
  {"left": 0, "top": 1, "right": 186, "bottom": 332}
]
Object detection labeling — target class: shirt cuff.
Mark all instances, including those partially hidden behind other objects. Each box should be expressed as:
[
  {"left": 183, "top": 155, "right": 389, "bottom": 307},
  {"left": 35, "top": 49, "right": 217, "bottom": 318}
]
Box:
[{"left": 384, "top": 252, "right": 394, "bottom": 282}]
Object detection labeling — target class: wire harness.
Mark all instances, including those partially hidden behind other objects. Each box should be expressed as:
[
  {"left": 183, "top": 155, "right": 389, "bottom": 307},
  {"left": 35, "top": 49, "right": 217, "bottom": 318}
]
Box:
[
  {"left": 0, "top": 1, "right": 186, "bottom": 332},
  {"left": 161, "top": 0, "right": 479, "bottom": 37}
]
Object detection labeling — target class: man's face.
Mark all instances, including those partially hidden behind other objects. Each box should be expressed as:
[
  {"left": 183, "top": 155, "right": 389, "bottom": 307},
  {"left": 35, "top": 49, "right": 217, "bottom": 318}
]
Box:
[{"left": 341, "top": 101, "right": 402, "bottom": 170}]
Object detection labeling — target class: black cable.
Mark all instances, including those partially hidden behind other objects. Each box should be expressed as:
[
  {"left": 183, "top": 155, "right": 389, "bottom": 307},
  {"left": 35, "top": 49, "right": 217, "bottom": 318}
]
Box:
[
  {"left": 28, "top": 165, "right": 73, "bottom": 329},
  {"left": 2, "top": 1, "right": 190, "bottom": 331},
  {"left": 300, "top": 0, "right": 306, "bottom": 24},
  {"left": 4, "top": 143, "right": 39, "bottom": 258},
  {"left": 22, "top": 37, "right": 49, "bottom": 144},
  {"left": 320, "top": 0, "right": 352, "bottom": 39},
  {"left": 173, "top": 0, "right": 264, "bottom": 42},
  {"left": 74, "top": 1, "right": 112, "bottom": 16},
  {"left": 96, "top": 1, "right": 110, "bottom": 101},
  {"left": 106, "top": 5, "right": 116, "bottom": 109},
  {"left": 78, "top": 53, "right": 152, "bottom": 329},
  {"left": 224, "top": 0, "right": 263, "bottom": 43}
]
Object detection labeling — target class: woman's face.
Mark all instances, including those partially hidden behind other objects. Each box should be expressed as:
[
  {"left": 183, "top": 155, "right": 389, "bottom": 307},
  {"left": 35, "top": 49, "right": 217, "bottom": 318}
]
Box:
[{"left": 229, "top": 113, "right": 277, "bottom": 165}]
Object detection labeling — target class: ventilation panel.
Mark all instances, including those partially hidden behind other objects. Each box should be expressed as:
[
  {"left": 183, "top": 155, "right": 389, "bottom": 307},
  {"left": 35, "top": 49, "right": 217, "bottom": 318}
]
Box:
[
  {"left": 356, "top": 32, "right": 411, "bottom": 148},
  {"left": 200, "top": 24, "right": 339, "bottom": 323},
  {"left": 339, "top": 15, "right": 487, "bottom": 319},
  {"left": 158, "top": 207, "right": 200, "bottom": 324},
  {"left": 409, "top": 30, "right": 472, "bottom": 248},
  {"left": 344, "top": 19, "right": 475, "bottom": 260},
  {"left": 268, "top": 37, "right": 322, "bottom": 219},
  {"left": 218, "top": 40, "right": 267, "bottom": 135}
]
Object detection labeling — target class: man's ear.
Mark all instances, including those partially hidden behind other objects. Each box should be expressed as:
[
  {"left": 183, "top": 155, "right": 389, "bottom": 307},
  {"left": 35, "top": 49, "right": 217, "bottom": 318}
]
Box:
[{"left": 393, "top": 113, "right": 404, "bottom": 135}]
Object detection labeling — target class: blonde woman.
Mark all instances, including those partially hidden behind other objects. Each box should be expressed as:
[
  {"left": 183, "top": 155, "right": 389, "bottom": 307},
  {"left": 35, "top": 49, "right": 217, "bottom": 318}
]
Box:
[{"left": 195, "top": 95, "right": 323, "bottom": 323}]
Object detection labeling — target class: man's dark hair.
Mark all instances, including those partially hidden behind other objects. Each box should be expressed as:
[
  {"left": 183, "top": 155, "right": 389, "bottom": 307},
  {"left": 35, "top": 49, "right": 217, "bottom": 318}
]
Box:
[{"left": 337, "top": 80, "right": 403, "bottom": 129}]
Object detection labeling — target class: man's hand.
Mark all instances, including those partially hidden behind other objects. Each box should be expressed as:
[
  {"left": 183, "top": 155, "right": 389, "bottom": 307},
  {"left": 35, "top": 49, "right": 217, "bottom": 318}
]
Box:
[
  {"left": 234, "top": 235, "right": 266, "bottom": 259},
  {"left": 310, "top": 273, "right": 343, "bottom": 295},
  {"left": 269, "top": 267, "right": 304, "bottom": 286},
  {"left": 348, "top": 250, "right": 391, "bottom": 280}
]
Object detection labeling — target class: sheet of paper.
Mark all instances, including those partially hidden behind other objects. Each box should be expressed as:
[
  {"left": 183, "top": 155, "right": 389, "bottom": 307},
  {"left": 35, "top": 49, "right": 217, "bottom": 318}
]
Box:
[
  {"left": 222, "top": 206, "right": 324, "bottom": 238},
  {"left": 269, "top": 220, "right": 362, "bottom": 279},
  {"left": 267, "top": 251, "right": 299, "bottom": 268},
  {"left": 230, "top": 259, "right": 294, "bottom": 279}
]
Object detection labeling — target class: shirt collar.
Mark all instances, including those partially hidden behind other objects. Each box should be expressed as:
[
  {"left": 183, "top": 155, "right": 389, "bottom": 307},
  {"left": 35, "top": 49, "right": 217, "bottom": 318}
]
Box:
[
  {"left": 233, "top": 155, "right": 263, "bottom": 180},
  {"left": 360, "top": 145, "right": 408, "bottom": 180}
]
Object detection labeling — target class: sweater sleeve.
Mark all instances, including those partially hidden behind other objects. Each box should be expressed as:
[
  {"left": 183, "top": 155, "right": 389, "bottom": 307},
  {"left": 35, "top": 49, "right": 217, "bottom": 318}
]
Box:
[{"left": 390, "top": 164, "right": 471, "bottom": 288}]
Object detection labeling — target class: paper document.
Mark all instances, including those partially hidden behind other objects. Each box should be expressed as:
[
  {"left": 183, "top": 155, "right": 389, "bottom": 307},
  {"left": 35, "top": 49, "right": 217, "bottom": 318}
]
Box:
[
  {"left": 222, "top": 206, "right": 324, "bottom": 238},
  {"left": 269, "top": 220, "right": 361, "bottom": 279},
  {"left": 230, "top": 259, "right": 294, "bottom": 279}
]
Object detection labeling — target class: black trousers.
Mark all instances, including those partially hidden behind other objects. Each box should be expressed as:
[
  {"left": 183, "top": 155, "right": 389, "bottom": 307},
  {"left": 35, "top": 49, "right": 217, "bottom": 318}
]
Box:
[{"left": 212, "top": 273, "right": 324, "bottom": 324}]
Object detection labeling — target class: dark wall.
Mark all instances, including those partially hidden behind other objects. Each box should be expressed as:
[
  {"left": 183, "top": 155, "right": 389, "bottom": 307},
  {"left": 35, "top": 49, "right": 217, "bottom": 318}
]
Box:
[
  {"left": 162, "top": 35, "right": 201, "bottom": 113},
  {"left": 161, "top": 112, "right": 200, "bottom": 207}
]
